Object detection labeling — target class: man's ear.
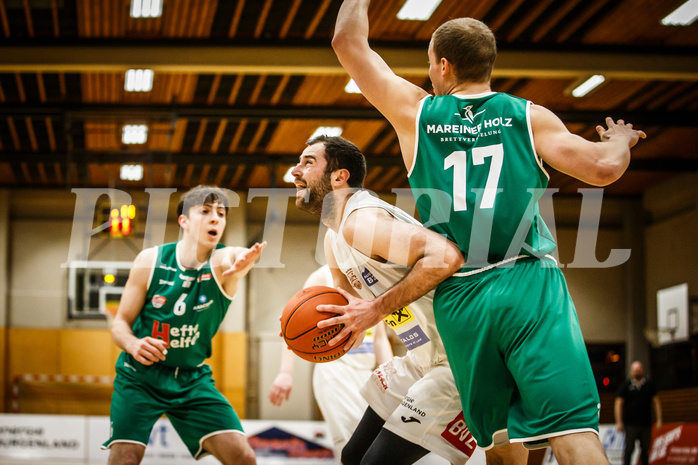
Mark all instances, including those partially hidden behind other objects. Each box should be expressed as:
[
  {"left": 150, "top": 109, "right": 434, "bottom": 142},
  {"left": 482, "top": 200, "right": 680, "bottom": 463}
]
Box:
[
  {"left": 331, "top": 168, "right": 351, "bottom": 187},
  {"left": 178, "top": 214, "right": 188, "bottom": 230},
  {"left": 441, "top": 57, "right": 451, "bottom": 77}
]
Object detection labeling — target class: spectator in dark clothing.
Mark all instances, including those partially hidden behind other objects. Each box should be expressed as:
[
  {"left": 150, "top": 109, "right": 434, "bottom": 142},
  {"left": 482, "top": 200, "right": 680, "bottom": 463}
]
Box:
[{"left": 615, "top": 361, "right": 663, "bottom": 465}]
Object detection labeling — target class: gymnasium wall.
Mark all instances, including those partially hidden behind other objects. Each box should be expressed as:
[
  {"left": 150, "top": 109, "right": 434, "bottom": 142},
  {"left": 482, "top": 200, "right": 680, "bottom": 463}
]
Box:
[
  {"left": 643, "top": 172, "right": 698, "bottom": 332},
  {"left": 1, "top": 185, "right": 696, "bottom": 417}
]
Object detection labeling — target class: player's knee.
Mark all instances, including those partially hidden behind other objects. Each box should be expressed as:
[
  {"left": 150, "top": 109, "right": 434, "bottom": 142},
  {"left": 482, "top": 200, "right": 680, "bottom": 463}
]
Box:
[
  {"left": 109, "top": 447, "right": 144, "bottom": 465},
  {"left": 219, "top": 447, "right": 256, "bottom": 465}
]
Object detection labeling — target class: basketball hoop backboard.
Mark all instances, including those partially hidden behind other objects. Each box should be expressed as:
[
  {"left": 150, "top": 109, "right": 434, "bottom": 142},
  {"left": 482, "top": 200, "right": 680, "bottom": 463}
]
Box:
[{"left": 656, "top": 283, "right": 689, "bottom": 345}]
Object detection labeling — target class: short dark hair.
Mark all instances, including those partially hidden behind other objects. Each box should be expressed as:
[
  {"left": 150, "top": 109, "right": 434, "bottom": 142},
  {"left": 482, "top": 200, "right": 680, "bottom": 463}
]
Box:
[
  {"left": 177, "top": 185, "right": 230, "bottom": 217},
  {"left": 306, "top": 135, "right": 366, "bottom": 188},
  {"left": 432, "top": 18, "right": 497, "bottom": 83}
]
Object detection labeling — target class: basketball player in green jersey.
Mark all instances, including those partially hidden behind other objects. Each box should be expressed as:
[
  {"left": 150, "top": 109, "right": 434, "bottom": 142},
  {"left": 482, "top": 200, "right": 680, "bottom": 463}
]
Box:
[
  {"left": 102, "top": 185, "right": 265, "bottom": 465},
  {"left": 324, "top": 2, "right": 648, "bottom": 464}
]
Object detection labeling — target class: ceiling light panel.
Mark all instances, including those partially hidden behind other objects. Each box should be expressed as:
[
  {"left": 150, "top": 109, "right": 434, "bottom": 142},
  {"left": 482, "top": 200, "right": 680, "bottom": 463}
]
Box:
[
  {"left": 661, "top": 0, "right": 698, "bottom": 26},
  {"left": 122, "top": 125, "right": 148, "bottom": 144},
  {"left": 572, "top": 75, "right": 606, "bottom": 98},
  {"left": 125, "top": 69, "right": 154, "bottom": 92},
  {"left": 310, "top": 126, "right": 343, "bottom": 139},
  {"left": 397, "top": 0, "right": 442, "bottom": 21},
  {"left": 131, "top": 0, "right": 163, "bottom": 18}
]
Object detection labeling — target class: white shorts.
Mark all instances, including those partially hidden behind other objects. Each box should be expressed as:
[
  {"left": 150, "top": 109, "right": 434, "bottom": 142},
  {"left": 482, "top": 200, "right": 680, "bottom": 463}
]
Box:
[
  {"left": 313, "top": 353, "right": 375, "bottom": 455},
  {"left": 361, "top": 352, "right": 476, "bottom": 465}
]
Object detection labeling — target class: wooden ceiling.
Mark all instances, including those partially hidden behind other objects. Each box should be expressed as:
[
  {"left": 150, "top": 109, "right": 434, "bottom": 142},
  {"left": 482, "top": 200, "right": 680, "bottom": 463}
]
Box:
[{"left": 0, "top": 0, "right": 696, "bottom": 195}]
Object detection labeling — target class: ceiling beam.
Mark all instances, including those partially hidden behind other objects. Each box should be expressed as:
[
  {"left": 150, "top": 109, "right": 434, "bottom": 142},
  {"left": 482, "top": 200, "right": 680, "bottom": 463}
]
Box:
[
  {"left": 0, "top": 45, "right": 697, "bottom": 80},
  {"left": 0, "top": 104, "right": 695, "bottom": 127},
  {"left": 3, "top": 151, "right": 697, "bottom": 172}
]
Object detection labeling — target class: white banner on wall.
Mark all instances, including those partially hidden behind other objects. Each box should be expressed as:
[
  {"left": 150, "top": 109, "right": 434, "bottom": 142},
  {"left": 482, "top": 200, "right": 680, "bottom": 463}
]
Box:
[
  {"left": 0, "top": 413, "right": 87, "bottom": 460},
  {"left": 3, "top": 414, "right": 485, "bottom": 465}
]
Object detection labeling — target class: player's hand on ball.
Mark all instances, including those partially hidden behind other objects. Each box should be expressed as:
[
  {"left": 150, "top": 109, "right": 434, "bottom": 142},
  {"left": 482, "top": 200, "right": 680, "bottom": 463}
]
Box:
[
  {"left": 128, "top": 337, "right": 169, "bottom": 365},
  {"left": 316, "top": 287, "right": 382, "bottom": 353}
]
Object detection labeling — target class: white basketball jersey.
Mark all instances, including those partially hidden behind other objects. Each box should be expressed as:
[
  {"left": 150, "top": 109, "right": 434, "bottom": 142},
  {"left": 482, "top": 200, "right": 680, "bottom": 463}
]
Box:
[{"left": 327, "top": 190, "right": 447, "bottom": 368}]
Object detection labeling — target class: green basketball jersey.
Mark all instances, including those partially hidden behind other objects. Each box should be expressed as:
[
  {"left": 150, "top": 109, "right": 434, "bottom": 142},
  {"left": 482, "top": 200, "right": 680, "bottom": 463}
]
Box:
[
  {"left": 129, "top": 242, "right": 234, "bottom": 368},
  {"left": 408, "top": 92, "right": 556, "bottom": 269}
]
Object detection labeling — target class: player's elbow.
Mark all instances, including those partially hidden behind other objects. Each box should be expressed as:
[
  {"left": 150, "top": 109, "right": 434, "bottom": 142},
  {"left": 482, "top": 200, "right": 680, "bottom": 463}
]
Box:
[
  {"left": 331, "top": 29, "right": 364, "bottom": 59},
  {"left": 331, "top": 29, "right": 350, "bottom": 55},
  {"left": 441, "top": 244, "right": 466, "bottom": 275},
  {"left": 586, "top": 157, "right": 628, "bottom": 186}
]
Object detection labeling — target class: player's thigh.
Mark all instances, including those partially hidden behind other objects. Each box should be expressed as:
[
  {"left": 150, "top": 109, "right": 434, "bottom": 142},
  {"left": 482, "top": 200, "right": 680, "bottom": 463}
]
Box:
[
  {"left": 361, "top": 354, "right": 422, "bottom": 420},
  {"left": 168, "top": 377, "right": 245, "bottom": 457},
  {"left": 384, "top": 364, "right": 474, "bottom": 465},
  {"left": 434, "top": 278, "right": 514, "bottom": 448},
  {"left": 505, "top": 265, "right": 599, "bottom": 439},
  {"left": 107, "top": 373, "right": 167, "bottom": 446},
  {"left": 203, "top": 431, "right": 256, "bottom": 465},
  {"left": 107, "top": 442, "right": 146, "bottom": 465}
]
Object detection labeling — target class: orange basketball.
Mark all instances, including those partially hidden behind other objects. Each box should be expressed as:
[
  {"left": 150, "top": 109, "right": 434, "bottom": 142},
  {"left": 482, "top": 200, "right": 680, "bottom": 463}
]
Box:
[{"left": 280, "top": 286, "right": 351, "bottom": 363}]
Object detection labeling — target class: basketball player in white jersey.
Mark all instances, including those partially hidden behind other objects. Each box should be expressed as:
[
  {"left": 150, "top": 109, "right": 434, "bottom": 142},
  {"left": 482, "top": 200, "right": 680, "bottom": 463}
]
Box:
[
  {"left": 291, "top": 135, "right": 474, "bottom": 465},
  {"left": 269, "top": 265, "right": 393, "bottom": 458}
]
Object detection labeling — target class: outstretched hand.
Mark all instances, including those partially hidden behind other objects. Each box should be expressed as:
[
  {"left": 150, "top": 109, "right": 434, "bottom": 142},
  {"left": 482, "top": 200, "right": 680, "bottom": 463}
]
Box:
[
  {"left": 222, "top": 241, "right": 267, "bottom": 277},
  {"left": 596, "top": 117, "right": 647, "bottom": 148},
  {"left": 316, "top": 287, "right": 385, "bottom": 352}
]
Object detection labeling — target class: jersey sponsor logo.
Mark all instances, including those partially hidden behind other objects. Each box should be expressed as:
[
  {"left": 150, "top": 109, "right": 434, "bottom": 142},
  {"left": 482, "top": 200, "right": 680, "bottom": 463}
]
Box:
[
  {"left": 441, "top": 412, "right": 476, "bottom": 457},
  {"left": 346, "top": 268, "right": 363, "bottom": 290},
  {"left": 401, "top": 396, "right": 427, "bottom": 418},
  {"left": 401, "top": 416, "right": 421, "bottom": 424},
  {"left": 194, "top": 296, "right": 214, "bottom": 312},
  {"left": 159, "top": 279, "right": 174, "bottom": 286},
  {"left": 152, "top": 295, "right": 166, "bottom": 308},
  {"left": 397, "top": 325, "right": 430, "bottom": 351},
  {"left": 151, "top": 320, "right": 201, "bottom": 348},
  {"left": 372, "top": 359, "right": 396, "bottom": 391},
  {"left": 361, "top": 268, "right": 378, "bottom": 287},
  {"left": 179, "top": 274, "right": 195, "bottom": 288},
  {"left": 383, "top": 306, "right": 414, "bottom": 329},
  {"left": 159, "top": 265, "right": 177, "bottom": 272},
  {"left": 198, "top": 273, "right": 211, "bottom": 282},
  {"left": 456, "top": 105, "right": 486, "bottom": 124},
  {"left": 428, "top": 106, "right": 512, "bottom": 140}
]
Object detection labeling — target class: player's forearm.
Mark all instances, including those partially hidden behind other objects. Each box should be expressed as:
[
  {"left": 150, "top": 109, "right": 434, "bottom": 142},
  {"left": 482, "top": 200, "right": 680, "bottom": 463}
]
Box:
[
  {"left": 373, "top": 249, "right": 463, "bottom": 318},
  {"left": 278, "top": 346, "right": 296, "bottom": 374},
  {"left": 110, "top": 318, "right": 140, "bottom": 352}
]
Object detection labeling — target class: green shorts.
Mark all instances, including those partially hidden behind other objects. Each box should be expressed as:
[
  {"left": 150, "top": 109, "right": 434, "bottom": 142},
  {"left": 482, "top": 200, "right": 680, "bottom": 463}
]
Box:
[
  {"left": 434, "top": 258, "right": 600, "bottom": 450},
  {"left": 102, "top": 352, "right": 244, "bottom": 459}
]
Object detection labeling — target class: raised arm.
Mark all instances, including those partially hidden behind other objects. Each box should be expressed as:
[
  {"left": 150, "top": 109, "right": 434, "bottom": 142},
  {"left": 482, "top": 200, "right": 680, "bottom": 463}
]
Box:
[
  {"left": 531, "top": 105, "right": 646, "bottom": 186},
  {"left": 332, "top": 0, "right": 427, "bottom": 161},
  {"left": 111, "top": 248, "right": 168, "bottom": 366},
  {"left": 318, "top": 207, "right": 464, "bottom": 349}
]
